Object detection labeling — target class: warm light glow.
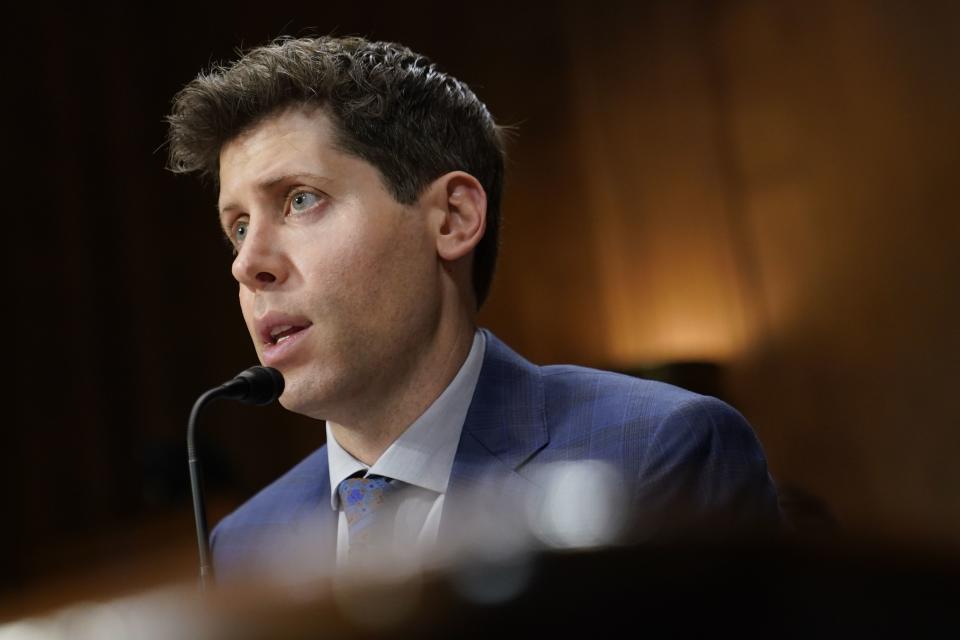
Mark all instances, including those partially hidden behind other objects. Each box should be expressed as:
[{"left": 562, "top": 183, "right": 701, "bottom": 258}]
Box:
[
  {"left": 605, "top": 312, "right": 745, "bottom": 366},
  {"left": 567, "top": 42, "right": 755, "bottom": 367}
]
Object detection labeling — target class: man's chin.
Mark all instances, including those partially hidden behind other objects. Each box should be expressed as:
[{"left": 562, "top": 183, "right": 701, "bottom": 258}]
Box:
[
  {"left": 276, "top": 385, "right": 329, "bottom": 421},
  {"left": 273, "top": 362, "right": 363, "bottom": 421},
  {"left": 277, "top": 391, "right": 309, "bottom": 415}
]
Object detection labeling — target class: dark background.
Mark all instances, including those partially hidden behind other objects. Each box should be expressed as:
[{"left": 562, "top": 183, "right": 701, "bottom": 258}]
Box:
[{"left": 4, "top": 0, "right": 959, "bottom": 618}]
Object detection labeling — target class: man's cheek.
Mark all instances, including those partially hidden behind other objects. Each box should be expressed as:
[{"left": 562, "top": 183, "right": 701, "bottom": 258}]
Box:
[{"left": 237, "top": 291, "right": 257, "bottom": 343}]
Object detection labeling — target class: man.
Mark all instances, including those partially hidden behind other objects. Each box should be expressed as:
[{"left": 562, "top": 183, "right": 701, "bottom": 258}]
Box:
[{"left": 167, "top": 36, "right": 780, "bottom": 581}]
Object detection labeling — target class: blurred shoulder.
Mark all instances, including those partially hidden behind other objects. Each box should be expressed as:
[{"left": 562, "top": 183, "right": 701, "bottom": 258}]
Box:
[
  {"left": 215, "top": 445, "right": 329, "bottom": 529},
  {"left": 211, "top": 444, "right": 333, "bottom": 580}
]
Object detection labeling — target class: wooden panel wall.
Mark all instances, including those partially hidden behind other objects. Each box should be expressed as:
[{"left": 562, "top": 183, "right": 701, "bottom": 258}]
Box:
[{"left": 480, "top": 0, "right": 960, "bottom": 541}]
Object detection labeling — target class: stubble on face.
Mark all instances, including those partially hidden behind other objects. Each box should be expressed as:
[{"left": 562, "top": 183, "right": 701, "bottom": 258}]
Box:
[{"left": 218, "top": 106, "right": 445, "bottom": 428}]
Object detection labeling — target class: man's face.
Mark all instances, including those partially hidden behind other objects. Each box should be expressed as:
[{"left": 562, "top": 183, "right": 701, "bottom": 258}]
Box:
[{"left": 217, "top": 106, "right": 443, "bottom": 420}]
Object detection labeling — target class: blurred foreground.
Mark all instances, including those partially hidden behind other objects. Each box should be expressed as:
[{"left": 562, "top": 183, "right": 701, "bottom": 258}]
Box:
[
  {"left": 1, "top": 537, "right": 957, "bottom": 638},
  {"left": 2, "top": 460, "right": 957, "bottom": 637}
]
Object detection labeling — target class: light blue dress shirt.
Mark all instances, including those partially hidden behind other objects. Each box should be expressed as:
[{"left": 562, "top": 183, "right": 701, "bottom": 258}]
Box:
[{"left": 325, "top": 330, "right": 486, "bottom": 565}]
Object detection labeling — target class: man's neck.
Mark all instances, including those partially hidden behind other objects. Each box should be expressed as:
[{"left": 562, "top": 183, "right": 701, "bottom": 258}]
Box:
[{"left": 326, "top": 319, "right": 477, "bottom": 465}]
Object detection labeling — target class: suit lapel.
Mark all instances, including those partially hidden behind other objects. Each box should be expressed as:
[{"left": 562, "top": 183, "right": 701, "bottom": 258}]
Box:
[
  {"left": 286, "top": 445, "right": 338, "bottom": 569},
  {"left": 440, "top": 330, "right": 550, "bottom": 541}
]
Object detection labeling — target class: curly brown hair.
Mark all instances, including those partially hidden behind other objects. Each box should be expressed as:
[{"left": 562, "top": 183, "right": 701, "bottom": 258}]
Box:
[{"left": 166, "top": 35, "right": 506, "bottom": 308}]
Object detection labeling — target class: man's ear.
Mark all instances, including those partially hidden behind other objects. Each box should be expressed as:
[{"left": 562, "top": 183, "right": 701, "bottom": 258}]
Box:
[{"left": 426, "top": 171, "right": 487, "bottom": 261}]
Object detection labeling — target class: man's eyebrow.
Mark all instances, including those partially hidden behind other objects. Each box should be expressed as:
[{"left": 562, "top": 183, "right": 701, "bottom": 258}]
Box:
[{"left": 217, "top": 173, "right": 332, "bottom": 216}]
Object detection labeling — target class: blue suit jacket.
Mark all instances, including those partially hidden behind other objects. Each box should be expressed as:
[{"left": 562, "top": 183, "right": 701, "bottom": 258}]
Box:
[{"left": 211, "top": 330, "right": 780, "bottom": 579}]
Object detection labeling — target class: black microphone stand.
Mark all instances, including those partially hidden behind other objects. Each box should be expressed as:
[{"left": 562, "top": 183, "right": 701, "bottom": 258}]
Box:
[
  {"left": 187, "top": 387, "right": 224, "bottom": 590},
  {"left": 187, "top": 367, "right": 284, "bottom": 590}
]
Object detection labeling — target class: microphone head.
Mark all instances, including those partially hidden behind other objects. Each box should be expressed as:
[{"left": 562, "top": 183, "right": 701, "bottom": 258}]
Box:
[{"left": 233, "top": 366, "right": 285, "bottom": 405}]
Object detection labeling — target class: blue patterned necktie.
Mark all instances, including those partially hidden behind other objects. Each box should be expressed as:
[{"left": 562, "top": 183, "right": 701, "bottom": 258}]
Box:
[{"left": 337, "top": 474, "right": 397, "bottom": 559}]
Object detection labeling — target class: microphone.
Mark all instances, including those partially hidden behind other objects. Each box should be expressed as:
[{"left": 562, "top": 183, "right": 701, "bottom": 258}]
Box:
[
  {"left": 215, "top": 365, "right": 285, "bottom": 405},
  {"left": 187, "top": 366, "right": 285, "bottom": 589}
]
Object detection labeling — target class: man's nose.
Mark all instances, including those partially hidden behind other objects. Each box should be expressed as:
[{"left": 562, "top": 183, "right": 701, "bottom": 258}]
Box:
[{"left": 231, "top": 220, "right": 286, "bottom": 289}]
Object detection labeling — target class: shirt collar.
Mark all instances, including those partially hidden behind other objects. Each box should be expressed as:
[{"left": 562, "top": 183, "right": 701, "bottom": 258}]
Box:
[{"left": 327, "top": 330, "right": 487, "bottom": 510}]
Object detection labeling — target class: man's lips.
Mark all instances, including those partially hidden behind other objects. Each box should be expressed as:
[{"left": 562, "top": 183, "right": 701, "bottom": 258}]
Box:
[
  {"left": 255, "top": 312, "right": 313, "bottom": 366},
  {"left": 268, "top": 324, "right": 305, "bottom": 345}
]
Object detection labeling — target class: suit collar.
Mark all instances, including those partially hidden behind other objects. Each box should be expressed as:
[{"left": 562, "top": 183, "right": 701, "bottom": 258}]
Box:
[
  {"left": 289, "top": 447, "right": 336, "bottom": 534},
  {"left": 439, "top": 330, "right": 549, "bottom": 543},
  {"left": 458, "top": 329, "right": 549, "bottom": 469},
  {"left": 445, "top": 329, "right": 549, "bottom": 493}
]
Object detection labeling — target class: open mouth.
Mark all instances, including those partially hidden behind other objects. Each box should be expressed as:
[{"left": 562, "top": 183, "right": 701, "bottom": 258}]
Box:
[
  {"left": 268, "top": 324, "right": 309, "bottom": 345},
  {"left": 256, "top": 314, "right": 314, "bottom": 364}
]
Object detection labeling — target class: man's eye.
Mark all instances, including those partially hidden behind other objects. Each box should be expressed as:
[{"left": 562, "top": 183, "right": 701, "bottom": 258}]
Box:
[
  {"left": 290, "top": 192, "right": 320, "bottom": 212},
  {"left": 233, "top": 220, "right": 248, "bottom": 244}
]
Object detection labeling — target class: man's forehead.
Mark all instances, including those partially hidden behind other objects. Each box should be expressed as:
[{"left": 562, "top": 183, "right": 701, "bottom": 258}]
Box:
[{"left": 217, "top": 108, "right": 339, "bottom": 209}]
